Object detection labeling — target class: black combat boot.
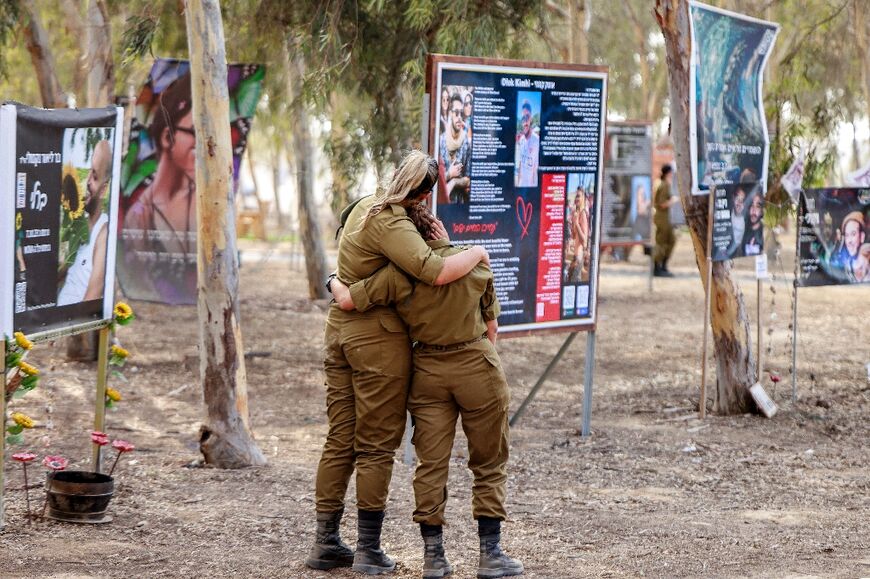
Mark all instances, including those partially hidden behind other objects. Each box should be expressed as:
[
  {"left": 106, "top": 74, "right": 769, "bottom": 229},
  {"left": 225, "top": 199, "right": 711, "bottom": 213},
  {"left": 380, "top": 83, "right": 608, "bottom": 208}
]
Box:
[
  {"left": 421, "top": 524, "right": 453, "bottom": 578},
  {"left": 477, "top": 517, "right": 524, "bottom": 579},
  {"left": 305, "top": 509, "right": 354, "bottom": 570},
  {"left": 352, "top": 509, "right": 396, "bottom": 575},
  {"left": 662, "top": 258, "right": 675, "bottom": 276}
]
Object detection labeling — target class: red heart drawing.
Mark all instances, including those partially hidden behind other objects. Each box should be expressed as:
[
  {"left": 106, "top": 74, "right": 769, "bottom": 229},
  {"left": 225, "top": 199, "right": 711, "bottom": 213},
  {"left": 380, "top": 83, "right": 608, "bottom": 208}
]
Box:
[{"left": 516, "top": 196, "right": 533, "bottom": 239}]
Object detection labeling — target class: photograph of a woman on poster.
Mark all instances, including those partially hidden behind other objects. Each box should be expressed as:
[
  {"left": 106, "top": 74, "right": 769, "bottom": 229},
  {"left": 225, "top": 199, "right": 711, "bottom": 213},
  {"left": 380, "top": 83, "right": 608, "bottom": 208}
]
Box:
[
  {"left": 564, "top": 173, "right": 595, "bottom": 283},
  {"left": 630, "top": 176, "right": 651, "bottom": 242},
  {"left": 118, "top": 58, "right": 263, "bottom": 305},
  {"left": 123, "top": 72, "right": 197, "bottom": 301},
  {"left": 57, "top": 130, "right": 114, "bottom": 306}
]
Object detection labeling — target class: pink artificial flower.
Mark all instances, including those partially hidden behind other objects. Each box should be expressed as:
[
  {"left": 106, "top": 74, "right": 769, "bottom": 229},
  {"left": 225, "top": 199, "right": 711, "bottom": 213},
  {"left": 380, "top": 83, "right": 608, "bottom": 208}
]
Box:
[
  {"left": 12, "top": 452, "right": 37, "bottom": 463},
  {"left": 112, "top": 440, "right": 135, "bottom": 453},
  {"left": 42, "top": 456, "right": 69, "bottom": 471},
  {"left": 769, "top": 372, "right": 782, "bottom": 384},
  {"left": 91, "top": 431, "right": 109, "bottom": 446}
]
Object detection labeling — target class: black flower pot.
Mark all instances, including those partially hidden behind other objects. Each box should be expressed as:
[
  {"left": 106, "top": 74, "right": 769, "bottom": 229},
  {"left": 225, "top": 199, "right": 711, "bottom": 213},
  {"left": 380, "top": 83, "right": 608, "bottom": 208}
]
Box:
[{"left": 45, "top": 470, "right": 114, "bottom": 524}]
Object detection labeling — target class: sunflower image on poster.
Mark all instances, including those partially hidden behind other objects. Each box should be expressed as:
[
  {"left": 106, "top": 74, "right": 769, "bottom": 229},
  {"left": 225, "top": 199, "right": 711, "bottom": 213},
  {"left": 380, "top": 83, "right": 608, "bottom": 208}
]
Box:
[{"left": 57, "top": 126, "right": 114, "bottom": 305}]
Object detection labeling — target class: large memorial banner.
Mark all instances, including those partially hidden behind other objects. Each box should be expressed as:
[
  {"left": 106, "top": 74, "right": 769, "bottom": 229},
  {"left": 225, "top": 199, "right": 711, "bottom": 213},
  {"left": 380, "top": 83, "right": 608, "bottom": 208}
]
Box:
[
  {"left": 603, "top": 122, "right": 653, "bottom": 244},
  {"left": 689, "top": 2, "right": 779, "bottom": 194},
  {"left": 711, "top": 183, "right": 765, "bottom": 261},
  {"left": 118, "top": 58, "right": 264, "bottom": 305},
  {"left": 798, "top": 188, "right": 870, "bottom": 286},
  {"left": 427, "top": 55, "right": 607, "bottom": 333},
  {"left": 0, "top": 104, "right": 123, "bottom": 337}
]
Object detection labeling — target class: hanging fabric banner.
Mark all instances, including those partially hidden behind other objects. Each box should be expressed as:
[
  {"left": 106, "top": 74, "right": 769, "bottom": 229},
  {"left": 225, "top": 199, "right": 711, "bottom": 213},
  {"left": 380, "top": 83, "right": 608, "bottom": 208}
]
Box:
[
  {"left": 117, "top": 58, "right": 265, "bottom": 305},
  {"left": 689, "top": 2, "right": 779, "bottom": 196}
]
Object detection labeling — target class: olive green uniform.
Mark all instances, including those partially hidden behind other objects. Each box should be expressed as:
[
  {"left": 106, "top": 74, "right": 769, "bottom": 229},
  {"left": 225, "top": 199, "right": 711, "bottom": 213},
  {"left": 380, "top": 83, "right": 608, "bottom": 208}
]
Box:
[
  {"left": 316, "top": 197, "right": 446, "bottom": 513},
  {"left": 654, "top": 179, "right": 676, "bottom": 264},
  {"left": 348, "top": 240, "right": 510, "bottom": 525}
]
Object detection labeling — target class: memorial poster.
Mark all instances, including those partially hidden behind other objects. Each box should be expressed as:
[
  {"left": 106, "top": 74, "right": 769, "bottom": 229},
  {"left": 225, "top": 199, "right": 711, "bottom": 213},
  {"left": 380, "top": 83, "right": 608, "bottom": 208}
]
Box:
[
  {"left": 428, "top": 55, "right": 607, "bottom": 333},
  {"left": 603, "top": 122, "right": 653, "bottom": 244},
  {"left": 689, "top": 2, "right": 779, "bottom": 195},
  {"left": 0, "top": 104, "right": 123, "bottom": 337},
  {"left": 798, "top": 188, "right": 870, "bottom": 286}
]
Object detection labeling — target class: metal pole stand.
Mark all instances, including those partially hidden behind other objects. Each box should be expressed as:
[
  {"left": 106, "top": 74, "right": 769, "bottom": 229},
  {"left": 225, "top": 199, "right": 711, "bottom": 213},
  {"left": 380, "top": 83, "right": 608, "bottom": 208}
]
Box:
[
  {"left": 581, "top": 330, "right": 596, "bottom": 437},
  {"left": 791, "top": 279, "right": 799, "bottom": 404},
  {"left": 0, "top": 340, "right": 6, "bottom": 530}
]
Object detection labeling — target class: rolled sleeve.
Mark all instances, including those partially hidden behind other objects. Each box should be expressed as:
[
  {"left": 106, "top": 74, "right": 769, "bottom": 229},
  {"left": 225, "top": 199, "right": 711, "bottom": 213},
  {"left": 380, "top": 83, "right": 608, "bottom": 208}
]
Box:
[
  {"left": 378, "top": 215, "right": 445, "bottom": 285},
  {"left": 349, "top": 263, "right": 415, "bottom": 312},
  {"left": 349, "top": 280, "right": 375, "bottom": 312},
  {"left": 480, "top": 275, "right": 501, "bottom": 321}
]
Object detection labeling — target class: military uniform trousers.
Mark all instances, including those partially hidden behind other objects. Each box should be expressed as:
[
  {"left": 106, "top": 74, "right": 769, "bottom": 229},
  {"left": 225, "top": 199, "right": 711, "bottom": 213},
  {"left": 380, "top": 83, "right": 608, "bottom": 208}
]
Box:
[
  {"left": 654, "top": 213, "right": 675, "bottom": 263},
  {"left": 409, "top": 337, "right": 510, "bottom": 526},
  {"left": 315, "top": 304, "right": 412, "bottom": 512}
]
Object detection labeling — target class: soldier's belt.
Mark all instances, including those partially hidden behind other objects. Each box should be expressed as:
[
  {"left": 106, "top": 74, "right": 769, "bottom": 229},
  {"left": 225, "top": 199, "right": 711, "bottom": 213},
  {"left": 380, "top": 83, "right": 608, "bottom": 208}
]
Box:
[{"left": 414, "top": 334, "right": 486, "bottom": 353}]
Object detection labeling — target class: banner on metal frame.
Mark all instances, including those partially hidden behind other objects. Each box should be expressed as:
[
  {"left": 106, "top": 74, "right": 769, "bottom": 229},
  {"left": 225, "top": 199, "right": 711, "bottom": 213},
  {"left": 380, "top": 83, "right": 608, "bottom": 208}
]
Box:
[
  {"left": 0, "top": 103, "right": 123, "bottom": 337},
  {"left": 602, "top": 122, "right": 653, "bottom": 245},
  {"left": 427, "top": 54, "right": 607, "bottom": 333},
  {"left": 798, "top": 188, "right": 870, "bottom": 287}
]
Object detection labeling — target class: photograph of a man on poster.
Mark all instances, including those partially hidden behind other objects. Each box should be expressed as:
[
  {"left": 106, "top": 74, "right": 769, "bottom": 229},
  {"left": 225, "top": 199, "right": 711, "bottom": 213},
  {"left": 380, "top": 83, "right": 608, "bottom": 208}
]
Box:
[
  {"left": 437, "top": 85, "right": 473, "bottom": 204},
  {"left": 563, "top": 173, "right": 595, "bottom": 283},
  {"left": 57, "top": 129, "right": 114, "bottom": 306},
  {"left": 713, "top": 181, "right": 764, "bottom": 261},
  {"left": 742, "top": 190, "right": 764, "bottom": 255},
  {"left": 515, "top": 92, "right": 540, "bottom": 188}
]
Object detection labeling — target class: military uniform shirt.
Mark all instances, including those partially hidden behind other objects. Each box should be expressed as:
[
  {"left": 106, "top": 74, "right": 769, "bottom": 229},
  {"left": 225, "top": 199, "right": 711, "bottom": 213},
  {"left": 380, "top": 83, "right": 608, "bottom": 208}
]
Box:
[
  {"left": 337, "top": 196, "right": 445, "bottom": 285},
  {"left": 348, "top": 239, "right": 500, "bottom": 346}
]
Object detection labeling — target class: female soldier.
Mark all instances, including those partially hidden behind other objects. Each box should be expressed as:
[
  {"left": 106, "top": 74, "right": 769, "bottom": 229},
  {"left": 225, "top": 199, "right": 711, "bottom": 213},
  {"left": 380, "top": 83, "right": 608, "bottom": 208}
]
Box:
[
  {"left": 332, "top": 203, "right": 523, "bottom": 579},
  {"left": 307, "top": 151, "right": 490, "bottom": 575}
]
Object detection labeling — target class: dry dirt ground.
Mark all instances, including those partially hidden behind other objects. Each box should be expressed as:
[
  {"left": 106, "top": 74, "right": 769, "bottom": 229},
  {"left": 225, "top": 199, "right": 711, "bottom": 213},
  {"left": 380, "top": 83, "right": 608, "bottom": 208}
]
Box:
[{"left": 1, "top": 231, "right": 868, "bottom": 578}]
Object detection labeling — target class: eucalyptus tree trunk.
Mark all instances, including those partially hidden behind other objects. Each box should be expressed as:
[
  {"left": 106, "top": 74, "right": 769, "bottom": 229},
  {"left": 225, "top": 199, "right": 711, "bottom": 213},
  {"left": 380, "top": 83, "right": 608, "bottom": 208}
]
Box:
[
  {"left": 568, "top": 0, "right": 589, "bottom": 63},
  {"left": 20, "top": 0, "right": 65, "bottom": 108},
  {"left": 270, "top": 145, "right": 287, "bottom": 232},
  {"left": 185, "top": 0, "right": 266, "bottom": 467},
  {"left": 854, "top": 1, "right": 870, "bottom": 132},
  {"left": 288, "top": 52, "right": 328, "bottom": 299},
  {"left": 66, "top": 0, "right": 116, "bottom": 362},
  {"left": 85, "top": 0, "right": 114, "bottom": 107},
  {"left": 655, "top": 0, "right": 755, "bottom": 414}
]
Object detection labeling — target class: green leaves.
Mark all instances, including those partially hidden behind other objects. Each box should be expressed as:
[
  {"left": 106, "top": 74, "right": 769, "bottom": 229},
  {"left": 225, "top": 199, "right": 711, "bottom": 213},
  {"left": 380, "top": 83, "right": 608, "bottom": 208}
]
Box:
[
  {"left": 6, "top": 423, "right": 23, "bottom": 436},
  {"left": 6, "top": 351, "right": 21, "bottom": 368},
  {"left": 120, "top": 15, "right": 158, "bottom": 67},
  {"left": 6, "top": 433, "right": 24, "bottom": 446},
  {"left": 12, "top": 374, "right": 40, "bottom": 399}
]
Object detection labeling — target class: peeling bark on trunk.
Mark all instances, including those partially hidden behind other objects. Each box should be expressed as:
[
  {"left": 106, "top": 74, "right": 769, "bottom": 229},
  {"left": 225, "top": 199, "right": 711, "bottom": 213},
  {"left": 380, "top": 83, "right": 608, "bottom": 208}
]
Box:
[
  {"left": 21, "top": 0, "right": 66, "bottom": 108},
  {"left": 185, "top": 0, "right": 266, "bottom": 468},
  {"left": 288, "top": 53, "right": 328, "bottom": 299},
  {"left": 655, "top": 0, "right": 755, "bottom": 414}
]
